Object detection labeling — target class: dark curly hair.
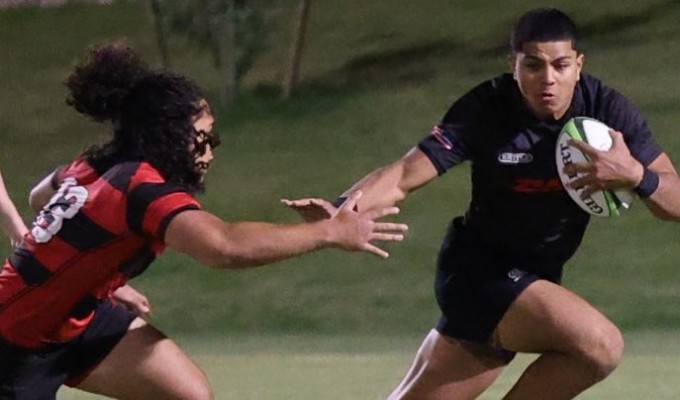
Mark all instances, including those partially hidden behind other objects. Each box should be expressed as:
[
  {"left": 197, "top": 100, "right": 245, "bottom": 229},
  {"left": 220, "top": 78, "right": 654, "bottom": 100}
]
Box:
[{"left": 65, "top": 42, "right": 207, "bottom": 192}]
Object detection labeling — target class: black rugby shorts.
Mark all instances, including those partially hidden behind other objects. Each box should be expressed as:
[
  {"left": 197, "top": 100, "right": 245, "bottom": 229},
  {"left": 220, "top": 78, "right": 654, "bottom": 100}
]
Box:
[
  {"left": 0, "top": 299, "right": 135, "bottom": 400},
  {"left": 434, "top": 217, "right": 562, "bottom": 345}
]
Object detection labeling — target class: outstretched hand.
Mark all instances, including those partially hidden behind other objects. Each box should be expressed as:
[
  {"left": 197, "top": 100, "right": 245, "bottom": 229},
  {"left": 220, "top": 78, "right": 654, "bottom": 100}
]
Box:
[
  {"left": 329, "top": 191, "right": 408, "bottom": 259},
  {"left": 564, "top": 130, "right": 644, "bottom": 198},
  {"left": 281, "top": 197, "right": 337, "bottom": 221}
]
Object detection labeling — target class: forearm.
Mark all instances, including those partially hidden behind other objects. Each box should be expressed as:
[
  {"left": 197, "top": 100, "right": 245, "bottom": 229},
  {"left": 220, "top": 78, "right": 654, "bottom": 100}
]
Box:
[
  {"left": 166, "top": 211, "right": 336, "bottom": 269},
  {"left": 210, "top": 220, "right": 334, "bottom": 268},
  {"left": 339, "top": 148, "right": 437, "bottom": 211},
  {"left": 0, "top": 199, "right": 27, "bottom": 239},
  {"left": 641, "top": 171, "right": 680, "bottom": 221},
  {"left": 340, "top": 163, "right": 410, "bottom": 211},
  {"left": 0, "top": 174, "right": 28, "bottom": 241}
]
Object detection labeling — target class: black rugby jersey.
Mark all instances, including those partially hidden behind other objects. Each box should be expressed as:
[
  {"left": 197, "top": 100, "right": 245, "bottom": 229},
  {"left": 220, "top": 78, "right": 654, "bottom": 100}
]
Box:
[{"left": 419, "top": 73, "right": 662, "bottom": 266}]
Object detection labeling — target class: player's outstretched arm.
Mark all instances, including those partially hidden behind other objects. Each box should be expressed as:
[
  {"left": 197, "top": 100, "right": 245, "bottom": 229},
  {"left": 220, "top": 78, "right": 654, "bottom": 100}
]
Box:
[
  {"left": 0, "top": 170, "right": 28, "bottom": 247},
  {"left": 164, "top": 191, "right": 408, "bottom": 269},
  {"left": 284, "top": 147, "right": 438, "bottom": 220}
]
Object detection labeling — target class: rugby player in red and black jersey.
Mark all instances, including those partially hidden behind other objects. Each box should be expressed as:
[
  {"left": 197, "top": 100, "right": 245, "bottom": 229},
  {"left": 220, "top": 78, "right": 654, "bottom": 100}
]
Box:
[
  {"left": 285, "top": 8, "right": 680, "bottom": 400},
  {"left": 0, "top": 42, "right": 408, "bottom": 399}
]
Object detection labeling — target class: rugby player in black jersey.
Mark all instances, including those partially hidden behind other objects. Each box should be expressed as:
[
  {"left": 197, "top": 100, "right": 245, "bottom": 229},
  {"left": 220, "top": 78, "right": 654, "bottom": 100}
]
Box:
[{"left": 285, "top": 7, "right": 680, "bottom": 399}]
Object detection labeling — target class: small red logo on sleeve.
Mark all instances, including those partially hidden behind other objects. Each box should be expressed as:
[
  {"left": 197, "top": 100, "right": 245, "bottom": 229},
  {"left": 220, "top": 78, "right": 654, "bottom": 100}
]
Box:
[{"left": 431, "top": 125, "right": 453, "bottom": 150}]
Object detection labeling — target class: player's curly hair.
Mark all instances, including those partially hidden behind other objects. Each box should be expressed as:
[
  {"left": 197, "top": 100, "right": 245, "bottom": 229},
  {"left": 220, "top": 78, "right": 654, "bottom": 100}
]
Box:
[{"left": 64, "top": 42, "right": 206, "bottom": 192}]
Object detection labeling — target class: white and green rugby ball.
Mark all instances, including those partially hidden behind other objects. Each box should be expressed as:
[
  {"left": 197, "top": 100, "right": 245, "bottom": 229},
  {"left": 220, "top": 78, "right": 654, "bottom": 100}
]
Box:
[{"left": 555, "top": 117, "right": 634, "bottom": 217}]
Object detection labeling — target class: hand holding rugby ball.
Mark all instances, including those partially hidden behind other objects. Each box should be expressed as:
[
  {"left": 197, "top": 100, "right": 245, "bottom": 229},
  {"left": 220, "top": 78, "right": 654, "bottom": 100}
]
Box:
[{"left": 555, "top": 117, "right": 634, "bottom": 217}]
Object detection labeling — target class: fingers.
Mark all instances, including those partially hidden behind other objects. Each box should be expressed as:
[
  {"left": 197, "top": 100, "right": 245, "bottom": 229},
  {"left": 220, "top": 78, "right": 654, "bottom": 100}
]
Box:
[
  {"left": 364, "top": 206, "right": 401, "bottom": 220},
  {"left": 568, "top": 138, "right": 598, "bottom": 157},
  {"left": 280, "top": 198, "right": 314, "bottom": 207},
  {"left": 362, "top": 243, "right": 390, "bottom": 259},
  {"left": 372, "top": 222, "right": 409, "bottom": 234},
  {"left": 341, "top": 190, "right": 362, "bottom": 211},
  {"left": 563, "top": 161, "right": 593, "bottom": 176},
  {"left": 371, "top": 232, "right": 405, "bottom": 242},
  {"left": 609, "top": 130, "right": 628, "bottom": 153}
]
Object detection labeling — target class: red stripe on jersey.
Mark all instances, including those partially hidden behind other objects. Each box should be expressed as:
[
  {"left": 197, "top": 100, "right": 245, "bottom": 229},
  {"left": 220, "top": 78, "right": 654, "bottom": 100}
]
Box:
[
  {"left": 82, "top": 178, "right": 129, "bottom": 233},
  {"left": 23, "top": 235, "right": 80, "bottom": 273},
  {"left": 143, "top": 192, "right": 200, "bottom": 239}
]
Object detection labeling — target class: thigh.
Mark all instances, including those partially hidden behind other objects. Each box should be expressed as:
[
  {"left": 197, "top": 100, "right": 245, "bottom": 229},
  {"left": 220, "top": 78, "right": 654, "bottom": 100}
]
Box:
[
  {"left": 75, "top": 318, "right": 212, "bottom": 400},
  {"left": 388, "top": 329, "right": 509, "bottom": 400},
  {"left": 494, "top": 279, "right": 621, "bottom": 354}
]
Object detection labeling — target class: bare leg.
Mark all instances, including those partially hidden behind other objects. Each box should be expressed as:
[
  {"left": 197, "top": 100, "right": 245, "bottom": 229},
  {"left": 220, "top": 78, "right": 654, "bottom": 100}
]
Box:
[
  {"left": 387, "top": 329, "right": 509, "bottom": 400},
  {"left": 496, "top": 280, "right": 624, "bottom": 400},
  {"left": 75, "top": 317, "right": 213, "bottom": 400}
]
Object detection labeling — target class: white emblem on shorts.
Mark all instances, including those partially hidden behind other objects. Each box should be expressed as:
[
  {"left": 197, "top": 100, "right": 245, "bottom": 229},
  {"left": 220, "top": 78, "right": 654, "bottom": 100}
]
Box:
[{"left": 507, "top": 268, "right": 527, "bottom": 282}]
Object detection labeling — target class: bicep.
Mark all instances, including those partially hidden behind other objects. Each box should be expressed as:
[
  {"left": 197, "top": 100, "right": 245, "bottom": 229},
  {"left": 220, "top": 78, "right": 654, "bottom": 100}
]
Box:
[
  {"left": 398, "top": 147, "right": 439, "bottom": 193},
  {"left": 164, "top": 210, "right": 231, "bottom": 267}
]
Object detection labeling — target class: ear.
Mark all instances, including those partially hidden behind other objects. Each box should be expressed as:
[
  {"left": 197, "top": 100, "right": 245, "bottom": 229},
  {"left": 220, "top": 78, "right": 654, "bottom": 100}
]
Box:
[
  {"left": 508, "top": 54, "right": 518, "bottom": 79},
  {"left": 575, "top": 53, "right": 585, "bottom": 81}
]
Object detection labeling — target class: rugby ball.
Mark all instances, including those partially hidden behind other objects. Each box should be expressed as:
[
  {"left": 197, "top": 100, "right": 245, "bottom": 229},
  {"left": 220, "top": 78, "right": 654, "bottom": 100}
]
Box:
[{"left": 555, "top": 117, "right": 634, "bottom": 217}]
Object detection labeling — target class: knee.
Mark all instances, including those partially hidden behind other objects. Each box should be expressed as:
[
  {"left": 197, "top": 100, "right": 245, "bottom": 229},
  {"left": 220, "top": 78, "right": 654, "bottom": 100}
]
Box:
[
  {"left": 581, "top": 324, "right": 625, "bottom": 381},
  {"left": 182, "top": 375, "right": 213, "bottom": 400},
  {"left": 188, "top": 385, "right": 213, "bottom": 400}
]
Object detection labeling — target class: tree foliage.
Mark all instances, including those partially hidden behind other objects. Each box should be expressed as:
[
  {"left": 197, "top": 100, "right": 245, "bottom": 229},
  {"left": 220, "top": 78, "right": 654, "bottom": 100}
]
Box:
[{"left": 158, "top": 0, "right": 264, "bottom": 105}]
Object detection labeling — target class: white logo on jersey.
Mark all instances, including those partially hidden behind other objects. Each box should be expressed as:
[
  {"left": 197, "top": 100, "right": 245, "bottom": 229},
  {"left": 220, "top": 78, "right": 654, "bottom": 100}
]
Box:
[
  {"left": 498, "top": 152, "right": 533, "bottom": 164},
  {"left": 507, "top": 268, "right": 527, "bottom": 282}
]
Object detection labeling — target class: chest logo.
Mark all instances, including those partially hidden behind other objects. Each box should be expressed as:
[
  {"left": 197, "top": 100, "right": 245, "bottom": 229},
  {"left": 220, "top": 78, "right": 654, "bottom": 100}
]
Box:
[{"left": 498, "top": 152, "right": 533, "bottom": 164}]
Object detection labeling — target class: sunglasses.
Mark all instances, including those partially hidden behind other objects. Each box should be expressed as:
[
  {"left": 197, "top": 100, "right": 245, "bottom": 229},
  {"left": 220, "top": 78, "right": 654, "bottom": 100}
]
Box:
[{"left": 193, "top": 128, "right": 221, "bottom": 156}]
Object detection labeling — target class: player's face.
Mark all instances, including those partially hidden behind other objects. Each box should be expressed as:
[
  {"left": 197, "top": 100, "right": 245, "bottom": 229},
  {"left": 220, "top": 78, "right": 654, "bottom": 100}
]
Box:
[
  {"left": 190, "top": 100, "right": 219, "bottom": 180},
  {"left": 511, "top": 40, "right": 583, "bottom": 120}
]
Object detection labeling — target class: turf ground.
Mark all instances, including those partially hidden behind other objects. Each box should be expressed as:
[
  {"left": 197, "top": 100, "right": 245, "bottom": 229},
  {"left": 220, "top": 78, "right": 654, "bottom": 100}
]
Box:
[{"left": 58, "top": 331, "right": 680, "bottom": 399}]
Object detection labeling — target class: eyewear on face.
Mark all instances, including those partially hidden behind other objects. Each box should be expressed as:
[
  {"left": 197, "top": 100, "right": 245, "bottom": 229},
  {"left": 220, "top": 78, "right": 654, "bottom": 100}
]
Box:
[{"left": 193, "top": 129, "right": 221, "bottom": 155}]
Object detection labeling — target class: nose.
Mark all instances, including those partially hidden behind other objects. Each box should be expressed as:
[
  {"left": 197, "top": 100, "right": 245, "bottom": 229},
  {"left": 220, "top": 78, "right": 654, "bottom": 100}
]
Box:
[
  {"left": 542, "top": 65, "right": 556, "bottom": 85},
  {"left": 204, "top": 146, "right": 214, "bottom": 162}
]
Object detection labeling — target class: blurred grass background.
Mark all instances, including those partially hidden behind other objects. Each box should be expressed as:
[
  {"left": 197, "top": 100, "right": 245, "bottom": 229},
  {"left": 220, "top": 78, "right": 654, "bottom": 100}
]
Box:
[{"left": 1, "top": 1, "right": 680, "bottom": 398}]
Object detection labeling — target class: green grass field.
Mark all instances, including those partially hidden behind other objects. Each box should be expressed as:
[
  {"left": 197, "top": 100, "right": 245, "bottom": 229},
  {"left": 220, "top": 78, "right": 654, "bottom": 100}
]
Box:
[
  {"left": 1, "top": 1, "right": 680, "bottom": 398},
  {"left": 58, "top": 331, "right": 680, "bottom": 399}
]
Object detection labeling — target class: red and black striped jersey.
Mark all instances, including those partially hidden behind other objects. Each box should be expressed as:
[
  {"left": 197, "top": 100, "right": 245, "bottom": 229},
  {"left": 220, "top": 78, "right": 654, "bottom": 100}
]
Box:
[{"left": 0, "top": 159, "right": 200, "bottom": 348}]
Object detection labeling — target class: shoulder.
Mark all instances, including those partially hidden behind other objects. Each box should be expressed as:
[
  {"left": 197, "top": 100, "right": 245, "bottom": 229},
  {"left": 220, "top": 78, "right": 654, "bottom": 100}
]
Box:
[
  {"left": 127, "top": 161, "right": 198, "bottom": 202},
  {"left": 579, "top": 74, "right": 639, "bottom": 112},
  {"left": 578, "top": 74, "right": 645, "bottom": 127},
  {"left": 444, "top": 74, "right": 515, "bottom": 117},
  {"left": 465, "top": 73, "right": 516, "bottom": 100}
]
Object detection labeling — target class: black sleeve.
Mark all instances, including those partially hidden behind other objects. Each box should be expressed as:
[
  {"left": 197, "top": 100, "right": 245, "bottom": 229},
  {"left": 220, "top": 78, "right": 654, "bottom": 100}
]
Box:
[
  {"left": 417, "top": 81, "right": 490, "bottom": 175},
  {"left": 599, "top": 88, "right": 662, "bottom": 167}
]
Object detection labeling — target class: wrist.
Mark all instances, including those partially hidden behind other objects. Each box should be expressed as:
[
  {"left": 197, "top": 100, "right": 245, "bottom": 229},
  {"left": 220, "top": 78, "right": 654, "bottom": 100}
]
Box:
[
  {"left": 316, "top": 219, "right": 336, "bottom": 249},
  {"left": 633, "top": 167, "right": 659, "bottom": 198}
]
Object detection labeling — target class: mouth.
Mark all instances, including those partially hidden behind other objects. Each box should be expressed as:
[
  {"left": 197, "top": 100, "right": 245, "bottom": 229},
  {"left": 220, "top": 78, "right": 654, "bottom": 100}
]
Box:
[{"left": 540, "top": 92, "right": 556, "bottom": 103}]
